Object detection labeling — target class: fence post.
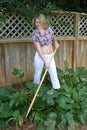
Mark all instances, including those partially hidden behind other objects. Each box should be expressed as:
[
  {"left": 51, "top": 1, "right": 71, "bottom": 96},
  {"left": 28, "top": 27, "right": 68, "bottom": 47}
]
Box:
[{"left": 73, "top": 13, "right": 79, "bottom": 69}]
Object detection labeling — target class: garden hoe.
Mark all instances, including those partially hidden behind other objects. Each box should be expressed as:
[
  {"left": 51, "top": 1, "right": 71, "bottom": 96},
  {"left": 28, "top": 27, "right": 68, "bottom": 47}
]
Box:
[{"left": 26, "top": 48, "right": 58, "bottom": 118}]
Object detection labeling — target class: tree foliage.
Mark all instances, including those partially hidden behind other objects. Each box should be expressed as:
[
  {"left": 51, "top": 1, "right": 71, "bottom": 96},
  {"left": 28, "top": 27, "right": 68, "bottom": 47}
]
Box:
[{"left": 0, "top": 0, "right": 87, "bottom": 25}]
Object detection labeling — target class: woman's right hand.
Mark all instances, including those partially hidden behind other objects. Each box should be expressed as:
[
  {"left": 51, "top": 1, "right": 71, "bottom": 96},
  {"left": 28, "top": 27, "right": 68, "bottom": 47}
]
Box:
[{"left": 45, "top": 63, "right": 50, "bottom": 70}]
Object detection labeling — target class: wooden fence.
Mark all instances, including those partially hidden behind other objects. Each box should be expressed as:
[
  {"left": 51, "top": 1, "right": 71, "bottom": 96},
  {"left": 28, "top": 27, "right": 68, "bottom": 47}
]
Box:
[{"left": 0, "top": 11, "right": 87, "bottom": 87}]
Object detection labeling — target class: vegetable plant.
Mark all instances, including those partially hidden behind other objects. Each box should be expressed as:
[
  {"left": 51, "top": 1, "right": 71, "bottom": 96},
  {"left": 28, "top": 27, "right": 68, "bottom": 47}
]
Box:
[
  {"left": 0, "top": 61, "right": 87, "bottom": 130},
  {"left": 12, "top": 67, "right": 24, "bottom": 89}
]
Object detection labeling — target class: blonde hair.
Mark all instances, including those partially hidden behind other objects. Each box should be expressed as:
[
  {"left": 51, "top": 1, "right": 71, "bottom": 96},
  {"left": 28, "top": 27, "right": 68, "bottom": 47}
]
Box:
[{"left": 32, "top": 14, "right": 49, "bottom": 29}]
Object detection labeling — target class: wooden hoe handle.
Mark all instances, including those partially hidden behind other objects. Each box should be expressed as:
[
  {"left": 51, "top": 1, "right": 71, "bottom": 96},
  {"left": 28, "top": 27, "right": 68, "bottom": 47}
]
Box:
[{"left": 26, "top": 49, "right": 57, "bottom": 118}]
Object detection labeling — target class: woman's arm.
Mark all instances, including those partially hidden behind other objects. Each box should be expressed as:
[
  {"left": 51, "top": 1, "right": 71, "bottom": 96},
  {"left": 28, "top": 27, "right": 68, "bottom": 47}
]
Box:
[
  {"left": 34, "top": 42, "right": 47, "bottom": 65},
  {"left": 52, "top": 35, "right": 60, "bottom": 49}
]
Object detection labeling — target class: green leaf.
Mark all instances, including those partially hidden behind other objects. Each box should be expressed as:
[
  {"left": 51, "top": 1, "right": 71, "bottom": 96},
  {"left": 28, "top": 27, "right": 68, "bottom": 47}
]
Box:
[
  {"left": 58, "top": 114, "right": 66, "bottom": 130},
  {"left": 0, "top": 102, "right": 13, "bottom": 118},
  {"left": 65, "top": 112, "right": 74, "bottom": 125},
  {"left": 78, "top": 110, "right": 87, "bottom": 124},
  {"left": 34, "top": 112, "right": 42, "bottom": 123},
  {"left": 18, "top": 116, "right": 24, "bottom": 126},
  {"left": 42, "top": 89, "right": 58, "bottom": 105},
  {"left": 0, "top": 119, "right": 8, "bottom": 128},
  {"left": 48, "top": 112, "right": 57, "bottom": 120},
  {"left": 44, "top": 112, "right": 57, "bottom": 130},
  {"left": 64, "top": 61, "right": 69, "bottom": 71},
  {"left": 36, "top": 123, "right": 45, "bottom": 130},
  {"left": 56, "top": 96, "right": 66, "bottom": 108},
  {"left": 72, "top": 88, "right": 78, "bottom": 100},
  {"left": 0, "top": 86, "right": 15, "bottom": 101},
  {"left": 12, "top": 67, "right": 24, "bottom": 79},
  {"left": 45, "top": 123, "right": 55, "bottom": 130}
]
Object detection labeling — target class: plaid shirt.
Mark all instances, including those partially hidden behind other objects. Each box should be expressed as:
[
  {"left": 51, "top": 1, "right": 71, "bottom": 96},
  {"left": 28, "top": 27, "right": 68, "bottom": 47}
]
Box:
[{"left": 30, "top": 26, "right": 54, "bottom": 47}]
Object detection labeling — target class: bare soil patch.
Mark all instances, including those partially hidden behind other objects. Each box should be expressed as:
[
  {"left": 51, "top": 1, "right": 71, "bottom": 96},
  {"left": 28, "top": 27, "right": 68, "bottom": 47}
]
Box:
[{"left": 0, "top": 121, "right": 87, "bottom": 130}]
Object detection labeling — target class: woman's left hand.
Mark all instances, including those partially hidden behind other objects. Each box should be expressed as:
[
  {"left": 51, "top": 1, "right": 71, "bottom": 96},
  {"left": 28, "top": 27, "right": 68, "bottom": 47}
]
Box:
[{"left": 55, "top": 41, "right": 60, "bottom": 49}]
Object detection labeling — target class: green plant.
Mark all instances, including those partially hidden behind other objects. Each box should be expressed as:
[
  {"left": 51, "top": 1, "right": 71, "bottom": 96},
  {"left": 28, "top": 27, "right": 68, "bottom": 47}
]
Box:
[
  {"left": 12, "top": 67, "right": 24, "bottom": 89},
  {"left": 8, "top": 89, "right": 28, "bottom": 126},
  {"left": 26, "top": 61, "right": 87, "bottom": 129},
  {"left": 0, "top": 86, "right": 28, "bottom": 128},
  {"left": 0, "top": 61, "right": 87, "bottom": 129},
  {"left": 0, "top": 86, "right": 16, "bottom": 128}
]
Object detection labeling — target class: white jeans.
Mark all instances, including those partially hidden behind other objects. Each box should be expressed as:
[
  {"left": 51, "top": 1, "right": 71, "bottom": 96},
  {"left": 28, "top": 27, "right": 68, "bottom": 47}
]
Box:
[{"left": 33, "top": 51, "right": 60, "bottom": 89}]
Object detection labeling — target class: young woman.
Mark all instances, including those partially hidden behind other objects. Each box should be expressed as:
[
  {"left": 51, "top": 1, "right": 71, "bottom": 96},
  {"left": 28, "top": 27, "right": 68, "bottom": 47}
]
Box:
[{"left": 30, "top": 14, "right": 60, "bottom": 89}]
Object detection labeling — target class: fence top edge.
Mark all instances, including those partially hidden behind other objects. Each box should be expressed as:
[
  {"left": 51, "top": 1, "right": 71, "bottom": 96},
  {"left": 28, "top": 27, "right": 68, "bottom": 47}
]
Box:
[
  {"left": 0, "top": 38, "right": 31, "bottom": 44},
  {"left": 0, "top": 36, "right": 87, "bottom": 44},
  {"left": 52, "top": 11, "right": 87, "bottom": 16},
  {"left": 0, "top": 37, "right": 75, "bottom": 43}
]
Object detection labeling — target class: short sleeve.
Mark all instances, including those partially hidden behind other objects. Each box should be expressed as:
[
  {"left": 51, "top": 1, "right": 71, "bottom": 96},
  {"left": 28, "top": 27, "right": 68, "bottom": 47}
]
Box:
[
  {"left": 30, "top": 31, "right": 38, "bottom": 43},
  {"left": 48, "top": 26, "right": 54, "bottom": 36}
]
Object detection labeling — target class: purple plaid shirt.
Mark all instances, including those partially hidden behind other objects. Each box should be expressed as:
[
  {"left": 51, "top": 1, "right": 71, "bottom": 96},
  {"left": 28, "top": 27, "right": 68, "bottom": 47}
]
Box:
[{"left": 30, "top": 26, "right": 54, "bottom": 47}]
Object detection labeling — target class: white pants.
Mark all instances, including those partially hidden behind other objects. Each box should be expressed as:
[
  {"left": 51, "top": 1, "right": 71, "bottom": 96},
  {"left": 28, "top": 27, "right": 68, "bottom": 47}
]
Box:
[{"left": 33, "top": 51, "right": 60, "bottom": 89}]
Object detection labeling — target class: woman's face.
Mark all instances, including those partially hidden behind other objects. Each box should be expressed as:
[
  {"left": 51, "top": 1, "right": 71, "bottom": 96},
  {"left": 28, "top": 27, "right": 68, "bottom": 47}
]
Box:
[{"left": 35, "top": 18, "right": 43, "bottom": 29}]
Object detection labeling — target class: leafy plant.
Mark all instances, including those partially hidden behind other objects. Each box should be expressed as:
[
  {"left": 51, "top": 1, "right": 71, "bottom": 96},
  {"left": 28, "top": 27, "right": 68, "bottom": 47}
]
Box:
[
  {"left": 8, "top": 110, "right": 24, "bottom": 126},
  {"left": 12, "top": 67, "right": 24, "bottom": 89},
  {"left": 44, "top": 112, "right": 57, "bottom": 130},
  {"left": 0, "top": 86, "right": 28, "bottom": 128},
  {"left": 0, "top": 61, "right": 87, "bottom": 129}
]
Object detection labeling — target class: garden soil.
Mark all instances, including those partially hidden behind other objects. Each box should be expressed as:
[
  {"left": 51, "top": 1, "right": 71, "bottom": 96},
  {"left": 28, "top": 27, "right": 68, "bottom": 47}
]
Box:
[{"left": 0, "top": 121, "right": 87, "bottom": 130}]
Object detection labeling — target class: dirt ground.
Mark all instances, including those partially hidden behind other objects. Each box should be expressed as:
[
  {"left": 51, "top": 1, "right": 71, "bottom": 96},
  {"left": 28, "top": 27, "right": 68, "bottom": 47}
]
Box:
[{"left": 0, "top": 121, "right": 87, "bottom": 130}]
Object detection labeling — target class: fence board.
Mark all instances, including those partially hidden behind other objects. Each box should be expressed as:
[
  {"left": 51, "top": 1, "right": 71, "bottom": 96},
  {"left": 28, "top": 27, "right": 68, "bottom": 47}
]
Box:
[
  {"left": 75, "top": 40, "right": 87, "bottom": 68},
  {"left": 0, "top": 45, "right": 5, "bottom": 85},
  {"left": 4, "top": 44, "right": 12, "bottom": 84},
  {"left": 26, "top": 43, "right": 35, "bottom": 80},
  {"left": 55, "top": 40, "right": 74, "bottom": 69}
]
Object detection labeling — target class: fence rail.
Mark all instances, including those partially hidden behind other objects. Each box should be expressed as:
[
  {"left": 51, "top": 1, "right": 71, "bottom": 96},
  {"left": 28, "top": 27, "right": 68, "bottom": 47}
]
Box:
[{"left": 0, "top": 11, "right": 87, "bottom": 87}]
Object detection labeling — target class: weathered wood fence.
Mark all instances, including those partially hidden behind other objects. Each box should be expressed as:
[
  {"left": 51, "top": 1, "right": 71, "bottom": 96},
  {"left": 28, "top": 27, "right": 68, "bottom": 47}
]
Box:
[{"left": 0, "top": 11, "right": 87, "bottom": 87}]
